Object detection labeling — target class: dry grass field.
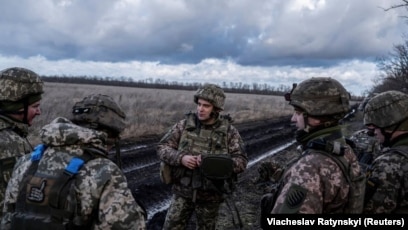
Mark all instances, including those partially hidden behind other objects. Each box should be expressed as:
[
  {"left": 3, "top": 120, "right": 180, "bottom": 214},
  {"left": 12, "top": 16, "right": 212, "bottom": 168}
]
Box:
[{"left": 28, "top": 82, "right": 293, "bottom": 144}]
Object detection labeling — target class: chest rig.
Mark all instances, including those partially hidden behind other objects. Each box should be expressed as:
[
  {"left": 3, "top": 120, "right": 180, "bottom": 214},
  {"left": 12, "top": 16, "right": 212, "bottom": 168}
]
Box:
[
  {"left": 178, "top": 113, "right": 229, "bottom": 156},
  {"left": 177, "top": 113, "right": 232, "bottom": 194}
]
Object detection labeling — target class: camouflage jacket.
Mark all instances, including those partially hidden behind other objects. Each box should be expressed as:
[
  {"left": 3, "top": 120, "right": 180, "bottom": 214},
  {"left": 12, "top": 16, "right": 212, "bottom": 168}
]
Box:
[
  {"left": 0, "top": 114, "right": 32, "bottom": 219},
  {"left": 271, "top": 126, "right": 361, "bottom": 213},
  {"left": 364, "top": 136, "right": 408, "bottom": 214},
  {"left": 1, "top": 117, "right": 146, "bottom": 230},
  {"left": 349, "top": 129, "right": 382, "bottom": 165},
  {"left": 157, "top": 113, "right": 247, "bottom": 202}
]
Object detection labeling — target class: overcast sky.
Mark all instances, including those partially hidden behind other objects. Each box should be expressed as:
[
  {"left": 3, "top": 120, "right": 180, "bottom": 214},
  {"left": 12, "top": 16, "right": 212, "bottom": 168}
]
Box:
[{"left": 0, "top": 0, "right": 407, "bottom": 96}]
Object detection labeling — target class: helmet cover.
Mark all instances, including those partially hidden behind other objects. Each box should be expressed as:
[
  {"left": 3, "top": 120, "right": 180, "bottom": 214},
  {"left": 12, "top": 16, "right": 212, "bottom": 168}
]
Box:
[
  {"left": 364, "top": 90, "right": 408, "bottom": 128},
  {"left": 0, "top": 67, "right": 44, "bottom": 102},
  {"left": 194, "top": 84, "right": 225, "bottom": 110},
  {"left": 288, "top": 77, "right": 350, "bottom": 116},
  {"left": 71, "top": 94, "right": 126, "bottom": 136}
]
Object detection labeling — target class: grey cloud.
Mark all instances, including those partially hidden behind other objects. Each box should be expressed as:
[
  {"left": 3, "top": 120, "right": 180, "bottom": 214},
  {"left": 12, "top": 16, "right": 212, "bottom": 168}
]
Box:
[
  {"left": 1, "top": 0, "right": 404, "bottom": 65},
  {"left": 0, "top": 0, "right": 406, "bottom": 96}
]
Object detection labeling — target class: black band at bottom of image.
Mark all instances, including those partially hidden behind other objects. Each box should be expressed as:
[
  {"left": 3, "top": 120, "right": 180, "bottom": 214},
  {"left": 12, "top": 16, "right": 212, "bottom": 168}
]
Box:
[{"left": 260, "top": 214, "right": 407, "bottom": 230}]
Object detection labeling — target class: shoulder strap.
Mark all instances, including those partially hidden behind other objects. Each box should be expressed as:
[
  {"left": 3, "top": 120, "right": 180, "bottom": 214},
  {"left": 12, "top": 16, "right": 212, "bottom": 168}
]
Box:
[
  {"left": 307, "top": 149, "right": 351, "bottom": 183},
  {"left": 391, "top": 146, "right": 408, "bottom": 159},
  {"left": 48, "top": 151, "right": 95, "bottom": 221},
  {"left": 13, "top": 144, "right": 47, "bottom": 212}
]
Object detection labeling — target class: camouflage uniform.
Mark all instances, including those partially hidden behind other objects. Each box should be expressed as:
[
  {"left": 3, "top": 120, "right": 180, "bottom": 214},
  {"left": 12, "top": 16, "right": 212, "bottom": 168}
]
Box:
[
  {"left": 0, "top": 115, "right": 32, "bottom": 217},
  {"left": 1, "top": 95, "right": 146, "bottom": 229},
  {"left": 363, "top": 91, "right": 408, "bottom": 213},
  {"left": 0, "top": 67, "right": 44, "bottom": 219},
  {"left": 349, "top": 129, "right": 382, "bottom": 163},
  {"left": 271, "top": 129, "right": 361, "bottom": 213},
  {"left": 271, "top": 77, "right": 363, "bottom": 214},
  {"left": 157, "top": 84, "right": 247, "bottom": 229}
]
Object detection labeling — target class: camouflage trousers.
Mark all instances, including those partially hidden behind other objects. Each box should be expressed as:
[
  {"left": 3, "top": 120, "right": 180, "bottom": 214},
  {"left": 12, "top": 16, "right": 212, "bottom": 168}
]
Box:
[{"left": 163, "top": 194, "right": 221, "bottom": 230}]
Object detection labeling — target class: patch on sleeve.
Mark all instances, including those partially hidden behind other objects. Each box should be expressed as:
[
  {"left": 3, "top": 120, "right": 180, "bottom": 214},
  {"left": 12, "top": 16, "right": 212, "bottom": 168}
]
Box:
[
  {"left": 280, "top": 183, "right": 307, "bottom": 213},
  {"left": 27, "top": 180, "right": 47, "bottom": 203}
]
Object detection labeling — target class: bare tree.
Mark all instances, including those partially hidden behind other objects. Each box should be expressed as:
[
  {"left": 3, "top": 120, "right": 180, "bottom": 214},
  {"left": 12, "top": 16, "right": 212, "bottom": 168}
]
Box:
[
  {"left": 364, "top": 1, "right": 408, "bottom": 94},
  {"left": 375, "top": 39, "right": 408, "bottom": 94},
  {"left": 382, "top": 0, "right": 408, "bottom": 13}
]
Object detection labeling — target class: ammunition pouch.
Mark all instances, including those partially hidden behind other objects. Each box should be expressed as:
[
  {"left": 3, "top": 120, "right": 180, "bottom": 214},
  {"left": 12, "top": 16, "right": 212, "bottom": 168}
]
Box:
[
  {"left": 159, "top": 161, "right": 185, "bottom": 185},
  {"left": 159, "top": 161, "right": 172, "bottom": 184},
  {"left": 200, "top": 154, "right": 233, "bottom": 180}
]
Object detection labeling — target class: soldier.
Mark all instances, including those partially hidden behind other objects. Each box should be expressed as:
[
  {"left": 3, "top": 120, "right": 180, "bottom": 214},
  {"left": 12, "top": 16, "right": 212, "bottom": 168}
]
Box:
[
  {"left": 1, "top": 94, "right": 146, "bottom": 229},
  {"left": 363, "top": 90, "right": 408, "bottom": 213},
  {"left": 0, "top": 67, "right": 44, "bottom": 219},
  {"left": 344, "top": 93, "right": 382, "bottom": 172},
  {"left": 270, "top": 77, "right": 364, "bottom": 214},
  {"left": 157, "top": 83, "right": 247, "bottom": 229},
  {"left": 349, "top": 128, "right": 382, "bottom": 172}
]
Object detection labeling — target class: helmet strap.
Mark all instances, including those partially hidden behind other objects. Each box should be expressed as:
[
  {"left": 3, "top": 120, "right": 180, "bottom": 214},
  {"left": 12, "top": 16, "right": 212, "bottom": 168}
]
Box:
[
  {"left": 114, "top": 138, "right": 122, "bottom": 169},
  {"left": 302, "top": 113, "right": 311, "bottom": 133},
  {"left": 23, "top": 97, "right": 29, "bottom": 124},
  {"left": 381, "top": 128, "right": 392, "bottom": 147}
]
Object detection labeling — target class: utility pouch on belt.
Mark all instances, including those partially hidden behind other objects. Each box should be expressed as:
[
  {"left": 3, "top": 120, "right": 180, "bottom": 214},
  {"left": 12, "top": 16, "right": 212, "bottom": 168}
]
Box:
[
  {"left": 200, "top": 155, "right": 233, "bottom": 180},
  {"left": 159, "top": 161, "right": 173, "bottom": 184}
]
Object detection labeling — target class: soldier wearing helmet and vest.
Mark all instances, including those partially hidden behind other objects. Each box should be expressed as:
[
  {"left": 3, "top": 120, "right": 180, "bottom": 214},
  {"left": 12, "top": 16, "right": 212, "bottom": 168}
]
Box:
[
  {"left": 0, "top": 67, "right": 44, "bottom": 219},
  {"left": 363, "top": 90, "right": 408, "bottom": 213},
  {"left": 157, "top": 83, "right": 247, "bottom": 229},
  {"left": 1, "top": 94, "right": 146, "bottom": 229},
  {"left": 269, "top": 77, "right": 364, "bottom": 214}
]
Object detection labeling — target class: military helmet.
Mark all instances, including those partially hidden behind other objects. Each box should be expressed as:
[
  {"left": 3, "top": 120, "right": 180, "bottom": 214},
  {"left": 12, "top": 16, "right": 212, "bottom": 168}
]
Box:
[
  {"left": 286, "top": 77, "right": 350, "bottom": 116},
  {"left": 194, "top": 84, "right": 225, "bottom": 110},
  {"left": 0, "top": 67, "right": 44, "bottom": 102},
  {"left": 71, "top": 94, "right": 126, "bottom": 136},
  {"left": 364, "top": 90, "right": 408, "bottom": 129}
]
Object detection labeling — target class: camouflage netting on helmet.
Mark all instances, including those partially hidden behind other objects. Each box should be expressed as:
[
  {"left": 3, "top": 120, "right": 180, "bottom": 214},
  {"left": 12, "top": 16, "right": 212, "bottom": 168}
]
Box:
[
  {"left": 289, "top": 77, "right": 350, "bottom": 117},
  {"left": 71, "top": 94, "right": 126, "bottom": 136},
  {"left": 0, "top": 67, "right": 44, "bottom": 102},
  {"left": 194, "top": 83, "right": 225, "bottom": 110},
  {"left": 364, "top": 90, "right": 408, "bottom": 129}
]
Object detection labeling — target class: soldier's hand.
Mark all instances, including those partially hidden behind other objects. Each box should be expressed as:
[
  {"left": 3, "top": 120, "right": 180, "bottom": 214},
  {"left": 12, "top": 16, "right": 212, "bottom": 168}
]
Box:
[
  {"left": 196, "top": 155, "right": 202, "bottom": 166},
  {"left": 181, "top": 155, "right": 198, "bottom": 169}
]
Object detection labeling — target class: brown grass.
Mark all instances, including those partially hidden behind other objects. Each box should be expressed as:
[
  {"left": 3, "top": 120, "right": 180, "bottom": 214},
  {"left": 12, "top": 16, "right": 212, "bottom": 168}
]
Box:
[{"left": 28, "top": 82, "right": 293, "bottom": 144}]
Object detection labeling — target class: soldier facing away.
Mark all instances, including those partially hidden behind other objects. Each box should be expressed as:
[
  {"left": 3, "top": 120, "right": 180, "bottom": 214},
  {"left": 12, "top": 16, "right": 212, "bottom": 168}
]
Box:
[
  {"left": 363, "top": 90, "right": 408, "bottom": 213},
  {"left": 349, "top": 128, "right": 382, "bottom": 173},
  {"left": 0, "top": 67, "right": 44, "bottom": 219},
  {"left": 1, "top": 94, "right": 146, "bottom": 229},
  {"left": 270, "top": 77, "right": 364, "bottom": 214},
  {"left": 157, "top": 83, "right": 247, "bottom": 229}
]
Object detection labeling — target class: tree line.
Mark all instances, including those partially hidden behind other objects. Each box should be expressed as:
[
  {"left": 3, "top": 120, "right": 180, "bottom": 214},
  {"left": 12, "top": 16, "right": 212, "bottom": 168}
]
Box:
[{"left": 41, "top": 75, "right": 292, "bottom": 96}]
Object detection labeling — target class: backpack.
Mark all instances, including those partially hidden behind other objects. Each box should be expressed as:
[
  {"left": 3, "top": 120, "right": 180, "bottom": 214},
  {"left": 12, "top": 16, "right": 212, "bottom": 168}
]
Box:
[
  {"left": 364, "top": 146, "right": 408, "bottom": 212},
  {"left": 311, "top": 149, "right": 366, "bottom": 213},
  {"left": 10, "top": 144, "right": 101, "bottom": 230},
  {"left": 260, "top": 141, "right": 365, "bottom": 217}
]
